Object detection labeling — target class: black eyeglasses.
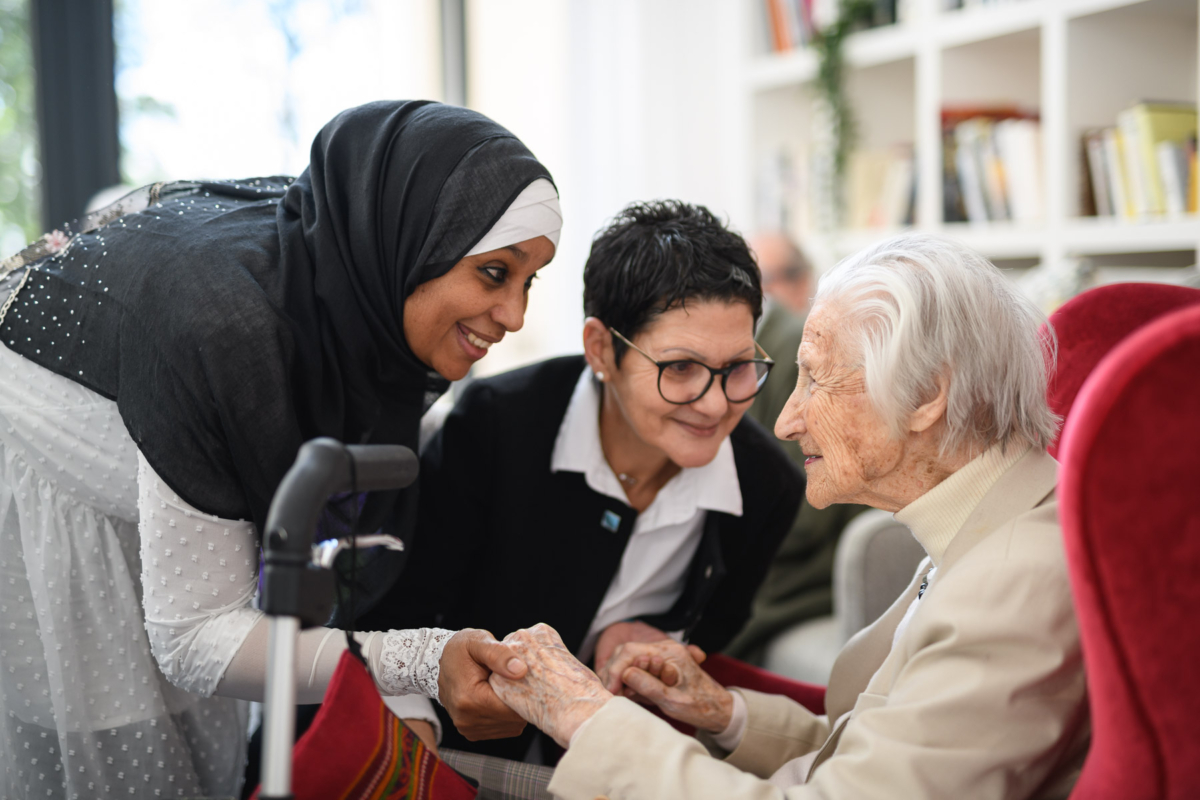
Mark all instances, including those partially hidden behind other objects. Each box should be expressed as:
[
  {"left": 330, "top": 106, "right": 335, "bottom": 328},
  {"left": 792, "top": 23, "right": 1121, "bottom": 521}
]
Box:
[{"left": 609, "top": 328, "right": 774, "bottom": 405}]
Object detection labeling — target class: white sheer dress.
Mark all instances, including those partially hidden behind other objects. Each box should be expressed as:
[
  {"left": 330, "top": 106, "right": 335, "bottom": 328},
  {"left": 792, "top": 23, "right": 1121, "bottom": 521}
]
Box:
[{"left": 0, "top": 337, "right": 451, "bottom": 799}]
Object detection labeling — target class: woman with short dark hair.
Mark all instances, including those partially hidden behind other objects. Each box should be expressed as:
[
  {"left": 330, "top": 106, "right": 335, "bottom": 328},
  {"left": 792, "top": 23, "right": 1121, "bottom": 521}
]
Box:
[{"left": 363, "top": 200, "right": 805, "bottom": 761}]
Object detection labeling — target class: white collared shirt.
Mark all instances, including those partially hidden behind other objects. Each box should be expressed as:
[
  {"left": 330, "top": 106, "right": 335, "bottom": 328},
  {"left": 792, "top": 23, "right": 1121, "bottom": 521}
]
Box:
[{"left": 552, "top": 367, "right": 744, "bottom": 663}]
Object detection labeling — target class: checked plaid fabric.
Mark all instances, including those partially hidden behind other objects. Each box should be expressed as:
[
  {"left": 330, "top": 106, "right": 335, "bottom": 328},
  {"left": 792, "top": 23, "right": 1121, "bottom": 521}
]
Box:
[{"left": 440, "top": 749, "right": 555, "bottom": 800}]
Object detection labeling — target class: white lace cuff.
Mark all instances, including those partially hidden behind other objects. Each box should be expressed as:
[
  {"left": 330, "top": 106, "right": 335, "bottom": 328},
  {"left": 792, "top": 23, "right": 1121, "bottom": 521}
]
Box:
[{"left": 373, "top": 627, "right": 455, "bottom": 702}]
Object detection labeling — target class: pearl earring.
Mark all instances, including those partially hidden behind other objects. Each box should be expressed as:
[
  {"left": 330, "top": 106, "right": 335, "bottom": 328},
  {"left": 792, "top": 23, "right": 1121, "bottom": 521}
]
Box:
[{"left": 596, "top": 371, "right": 606, "bottom": 382}]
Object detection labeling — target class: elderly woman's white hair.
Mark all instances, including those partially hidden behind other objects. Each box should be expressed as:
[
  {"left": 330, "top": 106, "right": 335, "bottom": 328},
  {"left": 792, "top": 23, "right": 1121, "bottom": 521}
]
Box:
[{"left": 815, "top": 233, "right": 1059, "bottom": 455}]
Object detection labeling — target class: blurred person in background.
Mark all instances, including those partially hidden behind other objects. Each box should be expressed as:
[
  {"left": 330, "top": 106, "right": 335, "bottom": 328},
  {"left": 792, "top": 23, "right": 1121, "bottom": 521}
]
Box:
[
  {"left": 360, "top": 201, "right": 804, "bottom": 763},
  {"left": 725, "top": 232, "right": 866, "bottom": 666}
]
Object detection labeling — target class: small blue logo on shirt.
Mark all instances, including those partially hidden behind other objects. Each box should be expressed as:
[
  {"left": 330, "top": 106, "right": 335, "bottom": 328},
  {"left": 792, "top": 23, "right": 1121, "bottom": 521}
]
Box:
[{"left": 600, "top": 510, "right": 621, "bottom": 533}]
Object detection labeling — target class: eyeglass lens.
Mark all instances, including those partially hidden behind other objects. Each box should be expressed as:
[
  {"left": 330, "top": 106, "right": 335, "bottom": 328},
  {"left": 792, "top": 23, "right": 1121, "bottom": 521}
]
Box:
[{"left": 659, "top": 361, "right": 770, "bottom": 404}]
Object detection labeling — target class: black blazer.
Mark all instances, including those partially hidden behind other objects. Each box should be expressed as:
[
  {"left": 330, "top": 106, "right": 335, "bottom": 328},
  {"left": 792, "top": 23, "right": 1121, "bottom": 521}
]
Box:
[{"left": 361, "top": 355, "right": 803, "bottom": 758}]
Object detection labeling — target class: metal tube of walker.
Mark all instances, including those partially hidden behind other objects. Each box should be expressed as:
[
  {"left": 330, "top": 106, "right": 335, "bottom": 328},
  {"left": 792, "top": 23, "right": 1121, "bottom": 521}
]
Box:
[
  {"left": 258, "top": 439, "right": 419, "bottom": 796},
  {"left": 261, "top": 615, "right": 300, "bottom": 799}
]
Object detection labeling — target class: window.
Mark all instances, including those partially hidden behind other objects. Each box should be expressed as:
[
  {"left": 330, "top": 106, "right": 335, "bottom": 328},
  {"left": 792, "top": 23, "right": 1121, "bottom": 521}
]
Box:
[
  {"left": 115, "top": 0, "right": 443, "bottom": 186},
  {"left": 0, "top": 0, "right": 40, "bottom": 254}
]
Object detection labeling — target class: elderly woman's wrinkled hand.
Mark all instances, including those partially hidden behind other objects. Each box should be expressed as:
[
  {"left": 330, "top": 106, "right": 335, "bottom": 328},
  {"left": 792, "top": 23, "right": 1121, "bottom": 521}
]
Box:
[
  {"left": 487, "top": 623, "right": 614, "bottom": 748},
  {"left": 602, "top": 640, "right": 734, "bottom": 733},
  {"left": 592, "top": 620, "right": 672, "bottom": 674},
  {"left": 597, "top": 637, "right": 708, "bottom": 694}
]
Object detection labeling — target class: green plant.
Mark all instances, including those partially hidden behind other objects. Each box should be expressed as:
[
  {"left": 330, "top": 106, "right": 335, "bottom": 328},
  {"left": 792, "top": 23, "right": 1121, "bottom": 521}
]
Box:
[{"left": 812, "top": 0, "right": 875, "bottom": 214}]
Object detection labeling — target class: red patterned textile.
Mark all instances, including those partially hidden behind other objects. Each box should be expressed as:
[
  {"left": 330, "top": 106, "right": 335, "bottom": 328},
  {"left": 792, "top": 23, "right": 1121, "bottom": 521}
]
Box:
[
  {"left": 1059, "top": 304, "right": 1200, "bottom": 800},
  {"left": 1045, "top": 283, "right": 1200, "bottom": 457},
  {"left": 251, "top": 651, "right": 478, "bottom": 800}
]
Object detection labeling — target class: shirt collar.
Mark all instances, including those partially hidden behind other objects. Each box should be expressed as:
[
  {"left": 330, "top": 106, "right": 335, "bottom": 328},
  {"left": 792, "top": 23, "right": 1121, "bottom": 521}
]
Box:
[
  {"left": 893, "top": 441, "right": 1032, "bottom": 566},
  {"left": 550, "top": 366, "right": 743, "bottom": 524}
]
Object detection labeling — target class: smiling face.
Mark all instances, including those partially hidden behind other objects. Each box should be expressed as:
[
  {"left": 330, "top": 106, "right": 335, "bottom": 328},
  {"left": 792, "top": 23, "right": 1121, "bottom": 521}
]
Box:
[
  {"left": 403, "top": 235, "right": 556, "bottom": 380},
  {"left": 774, "top": 302, "right": 907, "bottom": 510},
  {"left": 588, "top": 300, "right": 758, "bottom": 470}
]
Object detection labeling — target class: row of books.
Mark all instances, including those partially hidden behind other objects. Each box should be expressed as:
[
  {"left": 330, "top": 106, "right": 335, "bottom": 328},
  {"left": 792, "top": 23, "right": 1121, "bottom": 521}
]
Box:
[
  {"left": 759, "top": 0, "right": 903, "bottom": 53},
  {"left": 847, "top": 146, "right": 915, "bottom": 229},
  {"left": 1082, "top": 103, "right": 1198, "bottom": 219},
  {"left": 762, "top": 0, "right": 815, "bottom": 51},
  {"left": 942, "top": 107, "right": 1043, "bottom": 224},
  {"left": 759, "top": 0, "right": 1031, "bottom": 53},
  {"left": 755, "top": 142, "right": 914, "bottom": 233}
]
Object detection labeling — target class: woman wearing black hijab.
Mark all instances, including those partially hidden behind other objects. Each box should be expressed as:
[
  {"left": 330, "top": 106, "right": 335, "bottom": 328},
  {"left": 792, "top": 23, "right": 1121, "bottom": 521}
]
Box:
[{"left": 0, "top": 100, "right": 560, "bottom": 799}]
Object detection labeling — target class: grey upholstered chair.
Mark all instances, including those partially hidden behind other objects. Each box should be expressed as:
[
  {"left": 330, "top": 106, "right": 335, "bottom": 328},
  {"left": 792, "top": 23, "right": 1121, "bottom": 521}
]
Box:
[{"left": 762, "top": 509, "right": 926, "bottom": 685}]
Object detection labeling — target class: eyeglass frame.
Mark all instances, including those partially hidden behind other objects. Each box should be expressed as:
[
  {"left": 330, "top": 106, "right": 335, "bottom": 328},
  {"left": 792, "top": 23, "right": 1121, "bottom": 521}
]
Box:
[{"left": 608, "top": 327, "right": 775, "bottom": 405}]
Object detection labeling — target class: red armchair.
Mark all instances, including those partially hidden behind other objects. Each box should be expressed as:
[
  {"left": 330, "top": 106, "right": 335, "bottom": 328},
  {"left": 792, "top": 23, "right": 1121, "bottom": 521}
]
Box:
[
  {"left": 1045, "top": 283, "right": 1200, "bottom": 456},
  {"left": 1059, "top": 303, "right": 1200, "bottom": 799},
  {"left": 647, "top": 652, "right": 827, "bottom": 737}
]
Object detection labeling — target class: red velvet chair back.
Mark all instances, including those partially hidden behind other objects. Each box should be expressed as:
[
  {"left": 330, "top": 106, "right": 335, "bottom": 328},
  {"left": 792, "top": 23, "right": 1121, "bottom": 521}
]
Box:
[
  {"left": 649, "top": 653, "right": 827, "bottom": 738},
  {"left": 1045, "top": 283, "right": 1200, "bottom": 458},
  {"left": 703, "top": 653, "right": 826, "bottom": 714},
  {"left": 1059, "top": 303, "right": 1200, "bottom": 800}
]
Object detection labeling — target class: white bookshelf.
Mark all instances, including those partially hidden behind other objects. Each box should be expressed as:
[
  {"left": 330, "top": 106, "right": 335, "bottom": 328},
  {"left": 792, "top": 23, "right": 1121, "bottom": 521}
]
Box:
[{"left": 745, "top": 0, "right": 1200, "bottom": 281}]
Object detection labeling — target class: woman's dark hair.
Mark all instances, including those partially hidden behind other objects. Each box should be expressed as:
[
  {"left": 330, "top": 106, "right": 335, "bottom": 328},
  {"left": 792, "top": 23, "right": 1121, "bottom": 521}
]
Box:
[{"left": 583, "top": 200, "right": 763, "bottom": 365}]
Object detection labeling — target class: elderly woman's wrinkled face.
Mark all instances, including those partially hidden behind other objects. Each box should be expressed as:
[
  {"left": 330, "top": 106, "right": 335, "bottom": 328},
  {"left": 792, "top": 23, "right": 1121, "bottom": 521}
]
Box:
[
  {"left": 608, "top": 300, "right": 757, "bottom": 469},
  {"left": 775, "top": 303, "right": 904, "bottom": 509}
]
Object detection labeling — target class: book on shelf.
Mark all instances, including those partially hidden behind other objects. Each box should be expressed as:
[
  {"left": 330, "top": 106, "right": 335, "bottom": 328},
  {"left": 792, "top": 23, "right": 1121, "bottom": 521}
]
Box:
[
  {"left": 1082, "top": 102, "right": 1197, "bottom": 220},
  {"left": 942, "top": 106, "right": 1041, "bottom": 224},
  {"left": 847, "top": 145, "right": 914, "bottom": 229},
  {"left": 1082, "top": 130, "right": 1110, "bottom": 217},
  {"left": 761, "top": 0, "right": 813, "bottom": 52},
  {"left": 1185, "top": 137, "right": 1195, "bottom": 214},
  {"left": 1157, "top": 141, "right": 1189, "bottom": 216},
  {"left": 1104, "top": 128, "right": 1133, "bottom": 219},
  {"left": 759, "top": 0, "right": 904, "bottom": 54},
  {"left": 1117, "top": 109, "right": 1152, "bottom": 217}
]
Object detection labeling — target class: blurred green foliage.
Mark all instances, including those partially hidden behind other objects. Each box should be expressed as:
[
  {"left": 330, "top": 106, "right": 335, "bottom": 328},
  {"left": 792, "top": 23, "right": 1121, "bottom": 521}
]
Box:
[{"left": 0, "top": 0, "right": 41, "bottom": 254}]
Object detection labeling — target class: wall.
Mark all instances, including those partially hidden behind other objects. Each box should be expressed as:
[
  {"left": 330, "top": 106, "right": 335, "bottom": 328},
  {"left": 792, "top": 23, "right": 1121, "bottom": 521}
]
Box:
[{"left": 467, "top": 0, "right": 751, "bottom": 376}]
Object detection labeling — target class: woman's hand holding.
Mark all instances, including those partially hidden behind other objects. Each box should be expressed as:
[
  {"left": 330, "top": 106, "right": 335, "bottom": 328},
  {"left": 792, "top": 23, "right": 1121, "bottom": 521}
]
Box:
[
  {"left": 488, "top": 623, "right": 613, "bottom": 748},
  {"left": 603, "top": 640, "right": 734, "bottom": 733},
  {"left": 437, "top": 629, "right": 529, "bottom": 741}
]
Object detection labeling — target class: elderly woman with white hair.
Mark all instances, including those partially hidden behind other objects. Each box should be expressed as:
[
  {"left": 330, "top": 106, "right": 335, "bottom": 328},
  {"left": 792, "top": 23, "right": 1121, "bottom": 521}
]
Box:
[{"left": 486, "top": 233, "right": 1091, "bottom": 800}]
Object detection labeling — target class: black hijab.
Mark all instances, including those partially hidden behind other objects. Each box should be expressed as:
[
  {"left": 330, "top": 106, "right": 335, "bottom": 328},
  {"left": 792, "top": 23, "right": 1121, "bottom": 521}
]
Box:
[{"left": 0, "top": 100, "right": 555, "bottom": 533}]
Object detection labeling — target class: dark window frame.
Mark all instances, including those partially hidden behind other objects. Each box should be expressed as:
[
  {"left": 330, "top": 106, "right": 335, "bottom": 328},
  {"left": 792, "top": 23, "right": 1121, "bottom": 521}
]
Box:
[{"left": 30, "top": 0, "right": 120, "bottom": 230}]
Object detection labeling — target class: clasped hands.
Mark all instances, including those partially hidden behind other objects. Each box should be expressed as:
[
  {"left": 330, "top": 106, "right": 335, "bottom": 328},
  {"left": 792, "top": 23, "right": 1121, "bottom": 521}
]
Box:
[{"left": 438, "top": 622, "right": 734, "bottom": 749}]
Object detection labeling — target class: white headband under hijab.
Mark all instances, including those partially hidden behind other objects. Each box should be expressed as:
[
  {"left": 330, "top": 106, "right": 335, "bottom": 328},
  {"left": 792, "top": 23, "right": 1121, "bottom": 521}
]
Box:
[{"left": 465, "top": 178, "right": 561, "bottom": 256}]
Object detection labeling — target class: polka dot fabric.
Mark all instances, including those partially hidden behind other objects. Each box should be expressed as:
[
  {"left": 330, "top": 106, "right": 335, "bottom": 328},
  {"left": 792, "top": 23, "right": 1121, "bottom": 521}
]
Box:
[
  {"left": 0, "top": 340, "right": 248, "bottom": 798},
  {"left": 137, "top": 454, "right": 262, "bottom": 699}
]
